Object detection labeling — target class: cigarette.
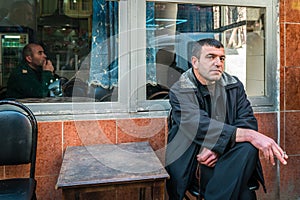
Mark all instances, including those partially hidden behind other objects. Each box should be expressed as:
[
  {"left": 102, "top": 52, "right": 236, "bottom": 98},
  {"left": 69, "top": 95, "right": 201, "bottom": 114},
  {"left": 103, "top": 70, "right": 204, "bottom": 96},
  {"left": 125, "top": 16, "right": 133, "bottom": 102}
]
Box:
[{"left": 283, "top": 151, "right": 287, "bottom": 157}]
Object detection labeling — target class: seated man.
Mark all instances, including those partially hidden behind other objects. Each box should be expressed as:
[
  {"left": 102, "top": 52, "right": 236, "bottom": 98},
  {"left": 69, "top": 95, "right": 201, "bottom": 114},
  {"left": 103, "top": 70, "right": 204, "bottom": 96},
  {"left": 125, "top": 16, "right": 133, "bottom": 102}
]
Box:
[
  {"left": 6, "top": 43, "right": 55, "bottom": 99},
  {"left": 165, "top": 38, "right": 288, "bottom": 200}
]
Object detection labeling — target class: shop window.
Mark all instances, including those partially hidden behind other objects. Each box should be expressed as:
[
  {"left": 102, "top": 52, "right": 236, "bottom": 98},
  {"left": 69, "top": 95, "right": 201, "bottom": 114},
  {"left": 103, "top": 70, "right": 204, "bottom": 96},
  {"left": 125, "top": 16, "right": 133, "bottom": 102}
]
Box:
[
  {"left": 0, "top": 0, "right": 277, "bottom": 116},
  {"left": 143, "top": 1, "right": 277, "bottom": 111}
]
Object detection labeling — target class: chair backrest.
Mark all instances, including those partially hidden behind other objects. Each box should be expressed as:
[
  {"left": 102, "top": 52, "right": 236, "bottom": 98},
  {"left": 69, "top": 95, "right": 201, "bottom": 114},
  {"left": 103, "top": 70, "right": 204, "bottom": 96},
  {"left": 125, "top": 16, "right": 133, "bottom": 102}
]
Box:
[{"left": 0, "top": 100, "right": 38, "bottom": 178}]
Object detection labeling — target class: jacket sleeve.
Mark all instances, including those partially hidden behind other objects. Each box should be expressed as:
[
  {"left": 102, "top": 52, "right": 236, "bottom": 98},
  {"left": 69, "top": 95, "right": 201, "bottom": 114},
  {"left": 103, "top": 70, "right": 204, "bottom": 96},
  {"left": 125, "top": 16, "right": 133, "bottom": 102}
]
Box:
[{"left": 230, "top": 81, "right": 258, "bottom": 131}]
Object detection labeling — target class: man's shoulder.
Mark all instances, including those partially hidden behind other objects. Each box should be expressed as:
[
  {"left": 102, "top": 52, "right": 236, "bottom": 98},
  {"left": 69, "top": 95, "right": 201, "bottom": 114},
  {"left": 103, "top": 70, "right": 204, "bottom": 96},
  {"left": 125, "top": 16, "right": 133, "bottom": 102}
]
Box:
[
  {"left": 169, "top": 72, "right": 195, "bottom": 96},
  {"left": 220, "top": 72, "right": 242, "bottom": 88},
  {"left": 10, "top": 64, "right": 33, "bottom": 77},
  {"left": 174, "top": 69, "right": 197, "bottom": 88}
]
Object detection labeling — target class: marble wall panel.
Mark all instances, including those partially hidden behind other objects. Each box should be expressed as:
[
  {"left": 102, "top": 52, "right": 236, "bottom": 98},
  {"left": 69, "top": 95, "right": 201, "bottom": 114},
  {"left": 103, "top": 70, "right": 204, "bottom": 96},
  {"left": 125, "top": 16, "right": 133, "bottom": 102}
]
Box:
[
  {"left": 35, "top": 122, "right": 63, "bottom": 177},
  {"left": 285, "top": 24, "right": 300, "bottom": 67},
  {"left": 285, "top": 0, "right": 300, "bottom": 23},
  {"left": 285, "top": 67, "right": 300, "bottom": 110}
]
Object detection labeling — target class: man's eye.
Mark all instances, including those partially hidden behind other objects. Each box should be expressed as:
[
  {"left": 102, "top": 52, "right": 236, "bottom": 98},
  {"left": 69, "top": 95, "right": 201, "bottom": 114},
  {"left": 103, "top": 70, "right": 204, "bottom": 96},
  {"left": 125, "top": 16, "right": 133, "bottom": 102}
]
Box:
[
  {"left": 206, "top": 55, "right": 214, "bottom": 59},
  {"left": 206, "top": 55, "right": 225, "bottom": 62}
]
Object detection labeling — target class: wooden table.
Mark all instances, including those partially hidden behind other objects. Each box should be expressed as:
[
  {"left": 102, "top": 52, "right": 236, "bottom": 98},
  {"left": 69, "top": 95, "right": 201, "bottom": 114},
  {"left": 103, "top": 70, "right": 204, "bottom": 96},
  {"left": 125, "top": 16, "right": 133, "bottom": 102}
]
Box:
[{"left": 56, "top": 142, "right": 169, "bottom": 200}]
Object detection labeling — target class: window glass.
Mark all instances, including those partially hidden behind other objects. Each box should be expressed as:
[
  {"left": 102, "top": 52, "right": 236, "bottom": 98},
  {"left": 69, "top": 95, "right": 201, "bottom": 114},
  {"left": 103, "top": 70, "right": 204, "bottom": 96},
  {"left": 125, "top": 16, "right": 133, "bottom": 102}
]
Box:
[
  {"left": 146, "top": 2, "right": 266, "bottom": 100},
  {"left": 0, "top": 0, "right": 119, "bottom": 102}
]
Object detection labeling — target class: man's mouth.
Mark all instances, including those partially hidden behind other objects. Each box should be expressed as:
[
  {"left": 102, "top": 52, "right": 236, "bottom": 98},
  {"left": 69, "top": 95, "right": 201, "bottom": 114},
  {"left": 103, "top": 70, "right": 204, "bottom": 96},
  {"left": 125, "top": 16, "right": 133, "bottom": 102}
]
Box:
[{"left": 211, "top": 70, "right": 222, "bottom": 74}]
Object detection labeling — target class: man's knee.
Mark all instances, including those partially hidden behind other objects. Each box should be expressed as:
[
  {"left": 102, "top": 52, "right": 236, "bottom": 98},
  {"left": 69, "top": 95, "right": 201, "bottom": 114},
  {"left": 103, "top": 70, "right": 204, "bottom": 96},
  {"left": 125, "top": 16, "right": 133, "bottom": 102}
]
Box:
[
  {"left": 222, "top": 142, "right": 259, "bottom": 166},
  {"left": 235, "top": 142, "right": 258, "bottom": 157}
]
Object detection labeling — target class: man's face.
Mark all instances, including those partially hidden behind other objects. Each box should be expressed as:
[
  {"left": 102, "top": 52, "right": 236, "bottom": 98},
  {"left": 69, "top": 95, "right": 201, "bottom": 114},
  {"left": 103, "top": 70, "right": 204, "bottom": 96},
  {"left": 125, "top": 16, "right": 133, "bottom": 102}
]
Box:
[
  {"left": 29, "top": 45, "right": 47, "bottom": 69},
  {"left": 191, "top": 45, "right": 225, "bottom": 85}
]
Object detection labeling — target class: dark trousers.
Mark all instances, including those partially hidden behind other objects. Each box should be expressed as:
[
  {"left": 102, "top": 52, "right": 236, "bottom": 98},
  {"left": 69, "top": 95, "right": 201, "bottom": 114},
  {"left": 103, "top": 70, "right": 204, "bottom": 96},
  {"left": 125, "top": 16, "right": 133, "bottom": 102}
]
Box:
[{"left": 200, "top": 142, "right": 258, "bottom": 200}]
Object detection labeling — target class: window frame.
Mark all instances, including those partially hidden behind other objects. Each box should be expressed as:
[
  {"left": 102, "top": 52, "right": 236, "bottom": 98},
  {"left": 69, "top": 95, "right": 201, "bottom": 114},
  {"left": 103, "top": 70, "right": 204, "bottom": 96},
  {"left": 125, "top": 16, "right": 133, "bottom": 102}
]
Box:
[{"left": 27, "top": 0, "right": 278, "bottom": 118}]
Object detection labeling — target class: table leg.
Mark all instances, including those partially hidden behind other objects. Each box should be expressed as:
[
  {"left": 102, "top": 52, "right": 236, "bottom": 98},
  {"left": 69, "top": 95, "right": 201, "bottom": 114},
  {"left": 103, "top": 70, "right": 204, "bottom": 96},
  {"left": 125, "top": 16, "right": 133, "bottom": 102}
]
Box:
[
  {"left": 139, "top": 187, "right": 146, "bottom": 200},
  {"left": 152, "top": 180, "right": 165, "bottom": 200},
  {"left": 62, "top": 189, "right": 80, "bottom": 200}
]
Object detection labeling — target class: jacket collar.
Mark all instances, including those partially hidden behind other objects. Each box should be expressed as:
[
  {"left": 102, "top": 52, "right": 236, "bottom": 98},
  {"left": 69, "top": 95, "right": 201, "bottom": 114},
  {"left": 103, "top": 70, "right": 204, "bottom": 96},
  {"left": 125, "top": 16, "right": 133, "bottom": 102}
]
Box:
[
  {"left": 178, "top": 68, "right": 238, "bottom": 89},
  {"left": 22, "top": 62, "right": 43, "bottom": 73}
]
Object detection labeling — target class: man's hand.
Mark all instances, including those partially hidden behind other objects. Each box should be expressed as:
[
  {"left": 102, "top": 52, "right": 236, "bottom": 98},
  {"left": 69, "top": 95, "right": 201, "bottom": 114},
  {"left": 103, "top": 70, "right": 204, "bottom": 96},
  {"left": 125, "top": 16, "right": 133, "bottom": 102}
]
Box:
[
  {"left": 236, "top": 128, "right": 288, "bottom": 166},
  {"left": 43, "top": 59, "right": 54, "bottom": 73},
  {"left": 197, "top": 147, "right": 219, "bottom": 167}
]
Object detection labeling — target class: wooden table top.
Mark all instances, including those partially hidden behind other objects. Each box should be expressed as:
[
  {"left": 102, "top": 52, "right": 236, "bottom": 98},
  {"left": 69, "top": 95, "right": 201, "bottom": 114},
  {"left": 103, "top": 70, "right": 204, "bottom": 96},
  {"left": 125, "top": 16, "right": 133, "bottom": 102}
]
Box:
[{"left": 56, "top": 142, "right": 169, "bottom": 189}]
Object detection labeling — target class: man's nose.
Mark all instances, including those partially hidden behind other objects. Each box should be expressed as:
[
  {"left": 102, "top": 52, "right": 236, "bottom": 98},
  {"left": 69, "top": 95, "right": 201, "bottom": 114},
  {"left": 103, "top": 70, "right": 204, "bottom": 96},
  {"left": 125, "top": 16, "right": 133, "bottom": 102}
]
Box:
[{"left": 214, "top": 57, "right": 223, "bottom": 65}]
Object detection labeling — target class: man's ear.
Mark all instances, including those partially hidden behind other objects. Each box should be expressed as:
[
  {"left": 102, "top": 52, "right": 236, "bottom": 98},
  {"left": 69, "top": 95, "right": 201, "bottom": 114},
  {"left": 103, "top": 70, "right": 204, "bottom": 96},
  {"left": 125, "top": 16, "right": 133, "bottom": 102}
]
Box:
[
  {"left": 25, "top": 55, "right": 32, "bottom": 63},
  {"left": 191, "top": 56, "right": 198, "bottom": 68}
]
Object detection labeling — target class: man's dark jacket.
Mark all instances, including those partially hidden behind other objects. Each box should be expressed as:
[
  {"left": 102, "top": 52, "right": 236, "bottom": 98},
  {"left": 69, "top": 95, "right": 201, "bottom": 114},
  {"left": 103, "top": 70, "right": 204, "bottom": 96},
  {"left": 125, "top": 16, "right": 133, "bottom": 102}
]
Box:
[
  {"left": 165, "top": 68, "right": 265, "bottom": 199},
  {"left": 6, "top": 62, "right": 54, "bottom": 99}
]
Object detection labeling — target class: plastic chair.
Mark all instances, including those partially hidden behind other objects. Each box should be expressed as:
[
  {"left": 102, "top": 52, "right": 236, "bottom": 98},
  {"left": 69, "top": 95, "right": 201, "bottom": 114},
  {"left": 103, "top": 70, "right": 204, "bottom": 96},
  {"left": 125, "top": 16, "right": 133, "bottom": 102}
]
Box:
[{"left": 0, "top": 100, "right": 38, "bottom": 200}]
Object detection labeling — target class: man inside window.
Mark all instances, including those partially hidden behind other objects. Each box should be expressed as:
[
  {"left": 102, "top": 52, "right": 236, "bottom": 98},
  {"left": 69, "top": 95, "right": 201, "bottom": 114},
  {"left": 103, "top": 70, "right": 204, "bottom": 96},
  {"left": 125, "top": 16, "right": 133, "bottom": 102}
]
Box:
[
  {"left": 165, "top": 38, "right": 288, "bottom": 200},
  {"left": 6, "top": 43, "right": 54, "bottom": 99}
]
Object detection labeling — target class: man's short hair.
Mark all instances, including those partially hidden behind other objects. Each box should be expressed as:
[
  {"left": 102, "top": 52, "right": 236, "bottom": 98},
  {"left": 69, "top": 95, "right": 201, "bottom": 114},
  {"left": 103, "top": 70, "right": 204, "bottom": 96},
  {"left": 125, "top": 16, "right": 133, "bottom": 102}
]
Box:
[
  {"left": 22, "top": 43, "right": 40, "bottom": 61},
  {"left": 191, "top": 38, "right": 224, "bottom": 58}
]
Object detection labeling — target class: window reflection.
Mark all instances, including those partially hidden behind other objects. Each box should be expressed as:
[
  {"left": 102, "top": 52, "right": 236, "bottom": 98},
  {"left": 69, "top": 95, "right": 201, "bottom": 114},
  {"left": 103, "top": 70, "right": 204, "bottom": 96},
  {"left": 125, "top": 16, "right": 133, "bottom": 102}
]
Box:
[
  {"left": 89, "top": 0, "right": 118, "bottom": 101},
  {"left": 0, "top": 0, "right": 119, "bottom": 102},
  {"left": 146, "top": 2, "right": 266, "bottom": 100}
]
